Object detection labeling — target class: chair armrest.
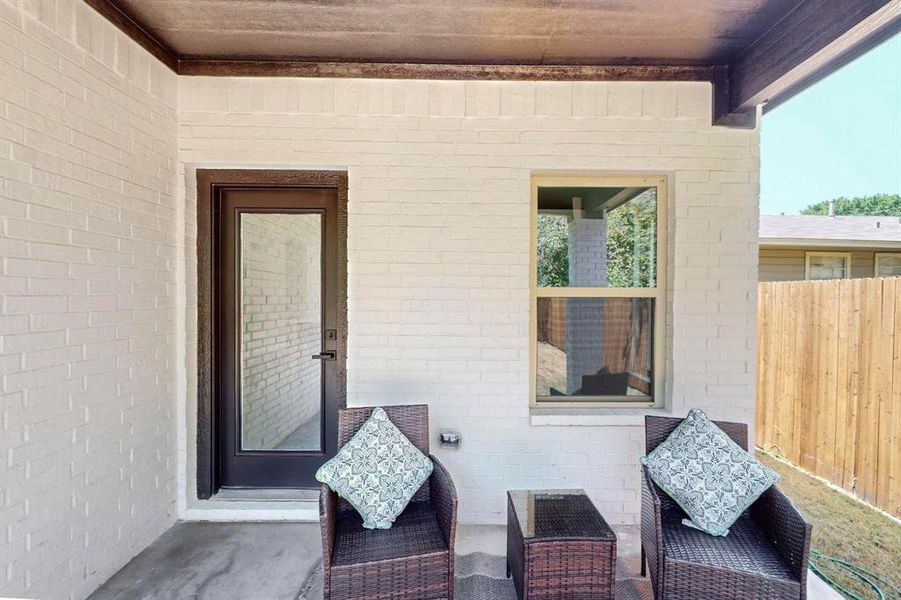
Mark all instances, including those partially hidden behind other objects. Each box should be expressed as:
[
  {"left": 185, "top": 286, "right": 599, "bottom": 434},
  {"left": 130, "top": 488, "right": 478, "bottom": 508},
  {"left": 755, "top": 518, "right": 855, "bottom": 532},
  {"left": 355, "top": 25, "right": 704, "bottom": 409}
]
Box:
[
  {"left": 750, "top": 485, "right": 812, "bottom": 584},
  {"left": 430, "top": 456, "right": 458, "bottom": 551},
  {"left": 640, "top": 466, "right": 665, "bottom": 583},
  {"left": 319, "top": 483, "right": 337, "bottom": 567}
]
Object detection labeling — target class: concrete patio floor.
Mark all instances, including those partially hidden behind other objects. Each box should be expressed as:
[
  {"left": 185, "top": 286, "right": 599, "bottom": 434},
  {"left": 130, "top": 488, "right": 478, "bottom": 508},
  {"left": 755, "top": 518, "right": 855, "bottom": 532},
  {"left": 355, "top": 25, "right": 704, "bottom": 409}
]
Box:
[
  {"left": 87, "top": 522, "right": 320, "bottom": 600},
  {"left": 88, "top": 521, "right": 839, "bottom": 599}
]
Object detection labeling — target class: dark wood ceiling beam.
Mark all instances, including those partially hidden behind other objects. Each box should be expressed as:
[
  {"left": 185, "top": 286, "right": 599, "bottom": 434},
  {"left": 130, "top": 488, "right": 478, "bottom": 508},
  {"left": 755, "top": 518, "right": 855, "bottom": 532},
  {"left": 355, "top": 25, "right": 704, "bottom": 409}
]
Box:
[
  {"left": 80, "top": 0, "right": 898, "bottom": 130},
  {"left": 713, "top": 66, "right": 759, "bottom": 129},
  {"left": 177, "top": 60, "right": 715, "bottom": 83},
  {"left": 82, "top": 0, "right": 178, "bottom": 71},
  {"left": 724, "top": 0, "right": 901, "bottom": 121}
]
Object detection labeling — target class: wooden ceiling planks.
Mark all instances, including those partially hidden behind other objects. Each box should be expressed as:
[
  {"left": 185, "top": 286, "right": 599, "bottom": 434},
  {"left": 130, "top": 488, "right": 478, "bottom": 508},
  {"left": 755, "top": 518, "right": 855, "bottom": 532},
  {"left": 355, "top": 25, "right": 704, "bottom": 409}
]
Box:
[
  {"left": 78, "top": 0, "right": 901, "bottom": 128},
  {"left": 113, "top": 0, "right": 795, "bottom": 65}
]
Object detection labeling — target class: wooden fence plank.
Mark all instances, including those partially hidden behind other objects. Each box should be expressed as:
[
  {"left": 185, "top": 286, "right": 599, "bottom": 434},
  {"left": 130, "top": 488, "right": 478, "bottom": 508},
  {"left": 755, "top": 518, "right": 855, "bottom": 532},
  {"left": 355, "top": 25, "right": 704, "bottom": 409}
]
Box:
[
  {"left": 757, "top": 276, "right": 900, "bottom": 516},
  {"left": 791, "top": 281, "right": 804, "bottom": 463},
  {"left": 833, "top": 278, "right": 851, "bottom": 488},
  {"left": 756, "top": 284, "right": 769, "bottom": 451},
  {"left": 876, "top": 278, "right": 895, "bottom": 509},
  {"left": 809, "top": 282, "right": 820, "bottom": 474},
  {"left": 822, "top": 281, "right": 840, "bottom": 484},
  {"left": 799, "top": 282, "right": 816, "bottom": 472},
  {"left": 883, "top": 278, "right": 901, "bottom": 515},
  {"left": 845, "top": 278, "right": 863, "bottom": 497},
  {"left": 859, "top": 277, "right": 880, "bottom": 504}
]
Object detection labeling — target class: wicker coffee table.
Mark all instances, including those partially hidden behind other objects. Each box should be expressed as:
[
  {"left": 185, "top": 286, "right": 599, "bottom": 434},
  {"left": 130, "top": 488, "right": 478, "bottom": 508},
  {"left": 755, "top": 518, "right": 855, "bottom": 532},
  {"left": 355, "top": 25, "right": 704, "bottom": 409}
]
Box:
[{"left": 507, "top": 489, "right": 617, "bottom": 600}]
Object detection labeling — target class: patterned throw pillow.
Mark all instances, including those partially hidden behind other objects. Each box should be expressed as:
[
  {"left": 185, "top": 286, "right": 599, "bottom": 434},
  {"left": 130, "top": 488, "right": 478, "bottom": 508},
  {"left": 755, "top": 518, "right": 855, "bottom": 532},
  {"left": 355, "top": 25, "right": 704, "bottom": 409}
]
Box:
[
  {"left": 640, "top": 409, "right": 779, "bottom": 537},
  {"left": 316, "top": 407, "right": 434, "bottom": 529}
]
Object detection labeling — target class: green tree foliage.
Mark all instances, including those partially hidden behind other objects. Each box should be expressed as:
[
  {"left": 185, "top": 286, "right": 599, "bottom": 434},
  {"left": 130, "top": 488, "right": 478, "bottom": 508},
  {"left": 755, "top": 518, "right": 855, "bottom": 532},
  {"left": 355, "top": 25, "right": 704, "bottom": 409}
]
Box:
[
  {"left": 536, "top": 214, "right": 569, "bottom": 287},
  {"left": 535, "top": 191, "right": 657, "bottom": 288},
  {"left": 800, "top": 194, "right": 901, "bottom": 216},
  {"left": 606, "top": 192, "right": 657, "bottom": 287}
]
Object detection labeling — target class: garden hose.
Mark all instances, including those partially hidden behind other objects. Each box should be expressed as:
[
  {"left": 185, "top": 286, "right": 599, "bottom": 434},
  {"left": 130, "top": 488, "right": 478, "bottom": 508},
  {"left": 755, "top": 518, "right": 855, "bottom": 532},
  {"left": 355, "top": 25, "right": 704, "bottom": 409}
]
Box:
[{"left": 809, "top": 550, "right": 900, "bottom": 600}]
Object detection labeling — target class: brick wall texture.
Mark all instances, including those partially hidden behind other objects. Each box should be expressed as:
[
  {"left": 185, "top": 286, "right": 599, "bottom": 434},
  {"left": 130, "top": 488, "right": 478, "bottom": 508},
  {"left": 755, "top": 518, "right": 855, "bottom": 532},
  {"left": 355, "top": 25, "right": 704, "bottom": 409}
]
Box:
[
  {"left": 1, "top": 1, "right": 178, "bottom": 599},
  {"left": 3, "top": 1, "right": 761, "bottom": 598},
  {"left": 178, "top": 76, "right": 761, "bottom": 525},
  {"left": 240, "top": 213, "right": 322, "bottom": 450}
]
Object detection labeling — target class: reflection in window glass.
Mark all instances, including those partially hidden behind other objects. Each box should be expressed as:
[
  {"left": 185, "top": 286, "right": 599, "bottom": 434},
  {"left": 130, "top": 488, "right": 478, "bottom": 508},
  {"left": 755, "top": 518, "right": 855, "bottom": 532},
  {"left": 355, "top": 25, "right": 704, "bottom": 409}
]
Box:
[
  {"left": 240, "top": 213, "right": 322, "bottom": 451},
  {"left": 536, "top": 297, "right": 653, "bottom": 399},
  {"left": 536, "top": 187, "right": 656, "bottom": 288},
  {"left": 877, "top": 254, "right": 901, "bottom": 277},
  {"left": 807, "top": 255, "right": 848, "bottom": 280}
]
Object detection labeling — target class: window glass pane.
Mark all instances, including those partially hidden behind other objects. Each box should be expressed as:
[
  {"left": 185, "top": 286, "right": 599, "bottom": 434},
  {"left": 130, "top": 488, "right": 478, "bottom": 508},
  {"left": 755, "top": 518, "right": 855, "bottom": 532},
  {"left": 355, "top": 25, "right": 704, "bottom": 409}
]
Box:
[
  {"left": 877, "top": 255, "right": 901, "bottom": 277},
  {"left": 536, "top": 186, "right": 656, "bottom": 288},
  {"left": 536, "top": 297, "right": 653, "bottom": 400},
  {"left": 240, "top": 212, "right": 322, "bottom": 451},
  {"left": 808, "top": 255, "right": 847, "bottom": 280}
]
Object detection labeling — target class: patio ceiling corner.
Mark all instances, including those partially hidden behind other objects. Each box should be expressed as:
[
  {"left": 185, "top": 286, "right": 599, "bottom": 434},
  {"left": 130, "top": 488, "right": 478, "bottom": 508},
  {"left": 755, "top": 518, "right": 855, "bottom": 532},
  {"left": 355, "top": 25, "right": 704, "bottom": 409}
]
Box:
[{"left": 83, "top": 0, "right": 901, "bottom": 129}]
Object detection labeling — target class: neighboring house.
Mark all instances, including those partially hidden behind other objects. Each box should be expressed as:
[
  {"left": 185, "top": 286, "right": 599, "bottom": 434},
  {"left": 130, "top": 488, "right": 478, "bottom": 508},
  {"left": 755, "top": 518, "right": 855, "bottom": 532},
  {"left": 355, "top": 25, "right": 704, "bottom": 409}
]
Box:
[
  {"left": 1, "top": 1, "right": 898, "bottom": 599},
  {"left": 759, "top": 214, "right": 901, "bottom": 281}
]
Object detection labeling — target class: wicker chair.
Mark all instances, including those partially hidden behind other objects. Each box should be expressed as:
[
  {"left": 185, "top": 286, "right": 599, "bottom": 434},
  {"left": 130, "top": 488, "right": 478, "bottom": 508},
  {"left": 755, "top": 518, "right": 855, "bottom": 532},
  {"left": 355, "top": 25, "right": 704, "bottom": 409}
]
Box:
[
  {"left": 640, "top": 415, "right": 812, "bottom": 600},
  {"left": 319, "top": 404, "right": 457, "bottom": 600}
]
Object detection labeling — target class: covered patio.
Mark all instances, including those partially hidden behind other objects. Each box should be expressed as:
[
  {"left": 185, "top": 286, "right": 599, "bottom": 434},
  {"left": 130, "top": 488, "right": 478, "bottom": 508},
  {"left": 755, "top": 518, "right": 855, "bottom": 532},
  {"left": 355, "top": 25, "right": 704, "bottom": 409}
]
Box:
[
  {"left": 2, "top": 0, "right": 899, "bottom": 598},
  {"left": 86, "top": 521, "right": 842, "bottom": 599}
]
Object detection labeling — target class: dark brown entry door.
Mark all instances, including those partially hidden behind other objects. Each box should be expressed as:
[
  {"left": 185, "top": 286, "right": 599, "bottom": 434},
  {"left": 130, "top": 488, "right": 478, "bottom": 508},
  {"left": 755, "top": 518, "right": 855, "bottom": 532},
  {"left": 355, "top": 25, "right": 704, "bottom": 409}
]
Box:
[{"left": 216, "top": 187, "right": 339, "bottom": 488}]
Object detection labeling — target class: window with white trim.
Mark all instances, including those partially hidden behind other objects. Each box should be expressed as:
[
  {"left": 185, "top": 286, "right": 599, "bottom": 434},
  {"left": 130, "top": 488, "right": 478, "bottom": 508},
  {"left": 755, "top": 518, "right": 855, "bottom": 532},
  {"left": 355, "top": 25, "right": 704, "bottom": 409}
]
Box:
[
  {"left": 875, "top": 253, "right": 901, "bottom": 277},
  {"left": 805, "top": 252, "right": 851, "bottom": 280},
  {"left": 531, "top": 175, "right": 666, "bottom": 407}
]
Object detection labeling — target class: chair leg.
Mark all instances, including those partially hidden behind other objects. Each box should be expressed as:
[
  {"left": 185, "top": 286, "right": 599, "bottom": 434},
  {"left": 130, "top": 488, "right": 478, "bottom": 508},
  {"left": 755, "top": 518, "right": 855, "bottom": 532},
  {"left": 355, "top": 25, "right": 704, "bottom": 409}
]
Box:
[{"left": 640, "top": 545, "right": 647, "bottom": 577}]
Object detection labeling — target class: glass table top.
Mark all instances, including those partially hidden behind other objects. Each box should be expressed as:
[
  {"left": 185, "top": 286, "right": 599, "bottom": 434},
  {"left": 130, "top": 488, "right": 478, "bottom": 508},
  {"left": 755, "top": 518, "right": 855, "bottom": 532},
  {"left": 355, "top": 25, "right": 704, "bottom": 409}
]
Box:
[{"left": 508, "top": 489, "right": 616, "bottom": 541}]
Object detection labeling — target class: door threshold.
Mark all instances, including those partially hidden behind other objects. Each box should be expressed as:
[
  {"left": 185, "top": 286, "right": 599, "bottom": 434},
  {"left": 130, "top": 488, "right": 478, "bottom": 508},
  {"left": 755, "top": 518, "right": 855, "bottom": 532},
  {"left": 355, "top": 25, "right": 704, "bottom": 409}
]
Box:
[
  {"left": 184, "top": 494, "right": 319, "bottom": 522},
  {"left": 213, "top": 487, "right": 319, "bottom": 502}
]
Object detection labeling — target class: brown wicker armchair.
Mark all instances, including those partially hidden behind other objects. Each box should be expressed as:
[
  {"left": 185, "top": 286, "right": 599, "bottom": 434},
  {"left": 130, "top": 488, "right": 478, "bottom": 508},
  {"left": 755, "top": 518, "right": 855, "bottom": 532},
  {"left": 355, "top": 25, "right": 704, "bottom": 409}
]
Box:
[
  {"left": 319, "top": 404, "right": 458, "bottom": 600},
  {"left": 641, "top": 415, "right": 812, "bottom": 600}
]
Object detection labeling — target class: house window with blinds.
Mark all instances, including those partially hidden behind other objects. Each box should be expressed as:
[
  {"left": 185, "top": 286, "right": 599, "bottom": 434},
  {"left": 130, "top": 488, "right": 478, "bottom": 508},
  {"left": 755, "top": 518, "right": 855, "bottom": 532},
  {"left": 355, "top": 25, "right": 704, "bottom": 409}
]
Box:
[
  {"left": 531, "top": 175, "right": 666, "bottom": 407},
  {"left": 875, "top": 253, "right": 901, "bottom": 277},
  {"left": 805, "top": 252, "right": 851, "bottom": 280}
]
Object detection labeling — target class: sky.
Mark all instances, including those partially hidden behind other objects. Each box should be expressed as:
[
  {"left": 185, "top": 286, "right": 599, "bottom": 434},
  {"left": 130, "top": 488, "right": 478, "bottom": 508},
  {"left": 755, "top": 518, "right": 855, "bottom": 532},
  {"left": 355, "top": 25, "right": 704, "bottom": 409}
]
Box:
[{"left": 759, "top": 33, "right": 901, "bottom": 215}]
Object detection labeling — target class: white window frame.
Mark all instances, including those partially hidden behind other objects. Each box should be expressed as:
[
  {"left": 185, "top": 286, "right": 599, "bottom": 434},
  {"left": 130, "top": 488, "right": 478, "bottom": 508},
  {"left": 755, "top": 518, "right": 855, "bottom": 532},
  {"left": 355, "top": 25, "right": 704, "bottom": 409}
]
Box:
[
  {"left": 804, "top": 251, "right": 851, "bottom": 280},
  {"left": 530, "top": 174, "right": 667, "bottom": 409},
  {"left": 874, "top": 252, "right": 901, "bottom": 277}
]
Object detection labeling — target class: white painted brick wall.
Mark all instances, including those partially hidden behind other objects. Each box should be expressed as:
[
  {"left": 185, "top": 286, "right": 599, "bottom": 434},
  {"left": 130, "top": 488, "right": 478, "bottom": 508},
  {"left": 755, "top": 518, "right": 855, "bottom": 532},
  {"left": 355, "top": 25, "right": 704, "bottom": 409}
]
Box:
[
  {"left": 0, "top": 2, "right": 178, "bottom": 599},
  {"left": 1, "top": 4, "right": 761, "bottom": 593},
  {"left": 178, "top": 77, "right": 760, "bottom": 525}
]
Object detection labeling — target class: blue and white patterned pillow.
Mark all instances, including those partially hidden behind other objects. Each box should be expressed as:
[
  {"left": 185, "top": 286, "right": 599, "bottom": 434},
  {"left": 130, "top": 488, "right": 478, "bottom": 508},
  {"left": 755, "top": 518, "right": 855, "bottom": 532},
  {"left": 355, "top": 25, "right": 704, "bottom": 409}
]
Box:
[
  {"left": 640, "top": 409, "right": 779, "bottom": 537},
  {"left": 316, "top": 407, "right": 433, "bottom": 529}
]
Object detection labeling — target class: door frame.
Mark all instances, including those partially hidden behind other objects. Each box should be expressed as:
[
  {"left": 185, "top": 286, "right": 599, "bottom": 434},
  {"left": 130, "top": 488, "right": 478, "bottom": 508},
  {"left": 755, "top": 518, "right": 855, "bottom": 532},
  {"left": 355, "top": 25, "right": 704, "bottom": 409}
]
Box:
[{"left": 196, "top": 169, "right": 348, "bottom": 499}]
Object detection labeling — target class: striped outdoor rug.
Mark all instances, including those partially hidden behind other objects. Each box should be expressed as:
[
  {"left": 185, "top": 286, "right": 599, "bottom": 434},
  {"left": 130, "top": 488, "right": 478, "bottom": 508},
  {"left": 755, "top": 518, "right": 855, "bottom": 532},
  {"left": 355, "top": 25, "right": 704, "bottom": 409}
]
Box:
[{"left": 298, "top": 552, "right": 654, "bottom": 599}]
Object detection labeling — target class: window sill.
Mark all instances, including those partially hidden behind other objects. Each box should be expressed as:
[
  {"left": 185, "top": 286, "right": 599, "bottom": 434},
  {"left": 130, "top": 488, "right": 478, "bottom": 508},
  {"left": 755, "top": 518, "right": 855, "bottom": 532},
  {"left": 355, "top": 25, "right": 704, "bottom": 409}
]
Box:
[{"left": 529, "top": 406, "right": 672, "bottom": 427}]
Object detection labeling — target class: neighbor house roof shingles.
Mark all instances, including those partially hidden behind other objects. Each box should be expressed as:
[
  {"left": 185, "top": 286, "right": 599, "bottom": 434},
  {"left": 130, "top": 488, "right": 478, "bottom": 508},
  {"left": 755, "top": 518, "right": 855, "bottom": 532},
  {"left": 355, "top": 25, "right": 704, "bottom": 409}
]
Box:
[{"left": 759, "top": 215, "right": 901, "bottom": 248}]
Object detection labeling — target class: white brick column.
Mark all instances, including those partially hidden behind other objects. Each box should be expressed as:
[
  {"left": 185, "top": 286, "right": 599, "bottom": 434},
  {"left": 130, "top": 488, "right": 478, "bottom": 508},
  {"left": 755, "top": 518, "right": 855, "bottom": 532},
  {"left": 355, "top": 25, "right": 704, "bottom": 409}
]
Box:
[{"left": 565, "top": 209, "right": 607, "bottom": 393}]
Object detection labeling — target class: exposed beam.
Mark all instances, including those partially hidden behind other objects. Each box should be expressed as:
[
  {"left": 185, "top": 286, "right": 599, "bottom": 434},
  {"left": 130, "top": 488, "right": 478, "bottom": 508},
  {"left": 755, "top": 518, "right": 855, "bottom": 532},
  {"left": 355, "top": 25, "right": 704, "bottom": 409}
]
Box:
[
  {"left": 177, "top": 60, "right": 715, "bottom": 83},
  {"left": 712, "top": 66, "right": 758, "bottom": 129},
  {"left": 81, "top": 0, "right": 899, "bottom": 130},
  {"left": 82, "top": 0, "right": 178, "bottom": 71},
  {"left": 729, "top": 0, "right": 901, "bottom": 117}
]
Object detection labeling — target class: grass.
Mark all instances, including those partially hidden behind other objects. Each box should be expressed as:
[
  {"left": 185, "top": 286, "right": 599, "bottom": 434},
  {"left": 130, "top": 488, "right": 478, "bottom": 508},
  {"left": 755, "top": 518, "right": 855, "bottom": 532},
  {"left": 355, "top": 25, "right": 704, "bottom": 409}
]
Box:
[{"left": 756, "top": 451, "right": 901, "bottom": 599}]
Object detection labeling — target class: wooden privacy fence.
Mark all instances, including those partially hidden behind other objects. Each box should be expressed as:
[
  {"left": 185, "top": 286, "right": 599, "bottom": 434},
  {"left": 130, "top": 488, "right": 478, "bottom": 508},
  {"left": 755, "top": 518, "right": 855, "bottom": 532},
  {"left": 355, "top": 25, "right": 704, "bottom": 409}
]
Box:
[{"left": 757, "top": 277, "right": 900, "bottom": 517}]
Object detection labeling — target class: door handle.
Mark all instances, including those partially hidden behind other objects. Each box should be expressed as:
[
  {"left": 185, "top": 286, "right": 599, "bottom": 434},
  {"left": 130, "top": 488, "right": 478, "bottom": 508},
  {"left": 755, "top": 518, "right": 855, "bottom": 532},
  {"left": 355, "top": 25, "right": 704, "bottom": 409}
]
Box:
[{"left": 312, "top": 351, "right": 336, "bottom": 361}]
